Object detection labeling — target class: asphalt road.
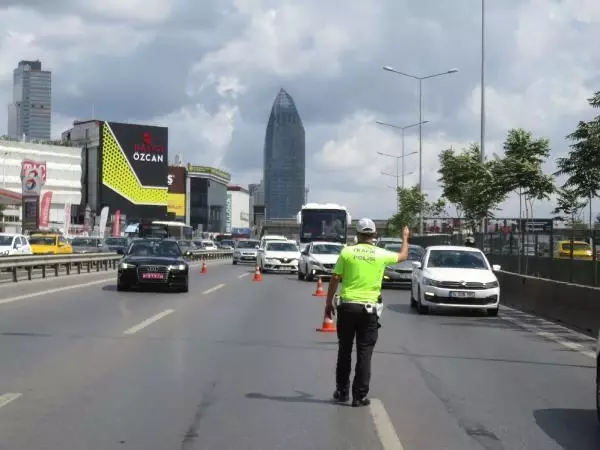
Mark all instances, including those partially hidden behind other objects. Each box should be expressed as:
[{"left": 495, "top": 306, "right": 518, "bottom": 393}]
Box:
[{"left": 0, "top": 261, "right": 598, "bottom": 449}]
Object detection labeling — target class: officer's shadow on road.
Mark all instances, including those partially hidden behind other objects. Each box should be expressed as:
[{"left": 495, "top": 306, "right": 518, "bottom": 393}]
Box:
[{"left": 246, "top": 390, "right": 344, "bottom": 406}]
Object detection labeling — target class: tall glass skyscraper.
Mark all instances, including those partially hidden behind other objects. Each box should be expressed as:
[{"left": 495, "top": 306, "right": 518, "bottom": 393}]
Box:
[
  {"left": 263, "top": 88, "right": 305, "bottom": 219},
  {"left": 7, "top": 60, "right": 52, "bottom": 140}
]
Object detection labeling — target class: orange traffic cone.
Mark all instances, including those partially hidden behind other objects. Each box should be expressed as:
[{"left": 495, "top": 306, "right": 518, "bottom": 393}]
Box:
[
  {"left": 312, "top": 276, "right": 326, "bottom": 297},
  {"left": 316, "top": 315, "right": 336, "bottom": 332},
  {"left": 200, "top": 257, "right": 208, "bottom": 274},
  {"left": 252, "top": 265, "right": 263, "bottom": 282}
]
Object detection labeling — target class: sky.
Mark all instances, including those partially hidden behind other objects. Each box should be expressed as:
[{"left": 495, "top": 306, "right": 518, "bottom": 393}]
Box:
[{"left": 0, "top": 0, "right": 599, "bottom": 221}]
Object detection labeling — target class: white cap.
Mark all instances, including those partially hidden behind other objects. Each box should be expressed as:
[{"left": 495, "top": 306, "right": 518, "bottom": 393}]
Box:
[{"left": 356, "top": 218, "right": 377, "bottom": 235}]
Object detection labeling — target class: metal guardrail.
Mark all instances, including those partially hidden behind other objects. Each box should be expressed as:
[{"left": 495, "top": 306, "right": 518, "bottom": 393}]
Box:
[{"left": 0, "top": 250, "right": 233, "bottom": 283}]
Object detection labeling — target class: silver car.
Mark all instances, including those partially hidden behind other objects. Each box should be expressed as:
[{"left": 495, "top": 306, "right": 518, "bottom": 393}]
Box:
[
  {"left": 232, "top": 239, "right": 260, "bottom": 264},
  {"left": 382, "top": 244, "right": 424, "bottom": 288}
]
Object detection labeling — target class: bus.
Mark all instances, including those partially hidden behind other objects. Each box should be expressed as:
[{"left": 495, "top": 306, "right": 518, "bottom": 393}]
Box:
[
  {"left": 296, "top": 203, "right": 351, "bottom": 244},
  {"left": 130, "top": 220, "right": 193, "bottom": 240}
]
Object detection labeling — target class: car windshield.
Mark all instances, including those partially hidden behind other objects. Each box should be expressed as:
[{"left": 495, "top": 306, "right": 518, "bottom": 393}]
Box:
[
  {"left": 29, "top": 236, "right": 55, "bottom": 245},
  {"left": 386, "top": 244, "right": 424, "bottom": 261},
  {"left": 426, "top": 250, "right": 488, "bottom": 270},
  {"left": 0, "top": 236, "right": 13, "bottom": 246},
  {"left": 105, "top": 238, "right": 128, "bottom": 246},
  {"left": 237, "top": 240, "right": 259, "bottom": 249},
  {"left": 178, "top": 240, "right": 193, "bottom": 248},
  {"left": 267, "top": 242, "right": 298, "bottom": 252},
  {"left": 221, "top": 240, "right": 234, "bottom": 246},
  {"left": 128, "top": 240, "right": 183, "bottom": 257},
  {"left": 378, "top": 239, "right": 402, "bottom": 248},
  {"left": 72, "top": 238, "right": 101, "bottom": 247},
  {"left": 312, "top": 244, "right": 342, "bottom": 254}
]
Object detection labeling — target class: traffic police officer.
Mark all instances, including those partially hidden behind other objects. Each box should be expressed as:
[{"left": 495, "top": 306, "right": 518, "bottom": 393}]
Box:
[{"left": 325, "top": 218, "right": 410, "bottom": 406}]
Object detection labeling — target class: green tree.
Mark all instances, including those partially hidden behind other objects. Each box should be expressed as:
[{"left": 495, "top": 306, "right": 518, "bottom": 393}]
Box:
[
  {"left": 437, "top": 144, "right": 509, "bottom": 232},
  {"left": 556, "top": 91, "right": 600, "bottom": 230},
  {"left": 388, "top": 185, "right": 428, "bottom": 232},
  {"left": 553, "top": 187, "right": 587, "bottom": 225},
  {"left": 425, "top": 197, "right": 447, "bottom": 218},
  {"left": 502, "top": 128, "right": 555, "bottom": 222}
]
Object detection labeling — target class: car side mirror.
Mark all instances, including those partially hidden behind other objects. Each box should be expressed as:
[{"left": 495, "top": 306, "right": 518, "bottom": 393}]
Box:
[
  {"left": 492, "top": 264, "right": 501, "bottom": 272},
  {"left": 412, "top": 261, "right": 422, "bottom": 270}
]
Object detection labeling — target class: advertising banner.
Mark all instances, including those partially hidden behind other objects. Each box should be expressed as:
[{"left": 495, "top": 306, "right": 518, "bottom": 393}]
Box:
[
  {"left": 226, "top": 191, "right": 232, "bottom": 233},
  {"left": 167, "top": 166, "right": 186, "bottom": 218},
  {"left": 20, "top": 159, "right": 46, "bottom": 232},
  {"left": 98, "top": 206, "right": 109, "bottom": 236},
  {"left": 63, "top": 203, "right": 71, "bottom": 235},
  {"left": 100, "top": 121, "right": 168, "bottom": 218},
  {"left": 39, "top": 191, "right": 53, "bottom": 228},
  {"left": 113, "top": 210, "right": 121, "bottom": 236}
]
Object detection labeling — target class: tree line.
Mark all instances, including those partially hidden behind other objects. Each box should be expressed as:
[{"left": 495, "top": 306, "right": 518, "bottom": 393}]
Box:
[{"left": 388, "top": 90, "right": 600, "bottom": 234}]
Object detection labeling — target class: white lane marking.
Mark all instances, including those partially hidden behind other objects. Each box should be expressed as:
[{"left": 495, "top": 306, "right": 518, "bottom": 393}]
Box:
[
  {"left": 369, "top": 398, "right": 404, "bottom": 450},
  {"left": 123, "top": 309, "right": 174, "bottom": 335},
  {"left": 238, "top": 272, "right": 250, "bottom": 279},
  {"left": 0, "top": 278, "right": 114, "bottom": 305},
  {"left": 0, "top": 393, "right": 22, "bottom": 409},
  {"left": 202, "top": 283, "right": 225, "bottom": 295},
  {"left": 500, "top": 307, "right": 596, "bottom": 360}
]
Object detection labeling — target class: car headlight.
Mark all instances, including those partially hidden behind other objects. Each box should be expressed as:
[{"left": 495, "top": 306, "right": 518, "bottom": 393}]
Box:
[
  {"left": 119, "top": 262, "right": 135, "bottom": 269},
  {"left": 169, "top": 264, "right": 187, "bottom": 271},
  {"left": 423, "top": 277, "right": 441, "bottom": 287},
  {"left": 484, "top": 280, "right": 499, "bottom": 288},
  {"left": 266, "top": 258, "right": 278, "bottom": 263}
]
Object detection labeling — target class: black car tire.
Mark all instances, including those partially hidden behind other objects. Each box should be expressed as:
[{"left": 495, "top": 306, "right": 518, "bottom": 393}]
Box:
[
  {"left": 416, "top": 288, "right": 429, "bottom": 315},
  {"left": 298, "top": 268, "right": 305, "bottom": 280},
  {"left": 487, "top": 307, "right": 499, "bottom": 317},
  {"left": 181, "top": 284, "right": 189, "bottom": 293},
  {"left": 117, "top": 282, "right": 128, "bottom": 292},
  {"left": 232, "top": 260, "right": 238, "bottom": 265}
]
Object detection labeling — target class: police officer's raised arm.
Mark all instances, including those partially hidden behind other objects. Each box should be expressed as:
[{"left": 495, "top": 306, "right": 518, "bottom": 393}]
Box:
[{"left": 396, "top": 226, "right": 411, "bottom": 262}]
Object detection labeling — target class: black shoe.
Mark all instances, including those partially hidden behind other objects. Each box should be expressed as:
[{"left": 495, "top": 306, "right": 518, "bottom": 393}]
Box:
[
  {"left": 352, "top": 397, "right": 371, "bottom": 407},
  {"left": 332, "top": 390, "right": 349, "bottom": 403}
]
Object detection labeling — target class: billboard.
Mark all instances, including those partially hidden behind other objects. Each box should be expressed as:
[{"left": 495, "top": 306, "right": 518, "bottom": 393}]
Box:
[
  {"left": 100, "top": 121, "right": 168, "bottom": 218},
  {"left": 187, "top": 164, "right": 231, "bottom": 183},
  {"left": 167, "top": 166, "right": 186, "bottom": 218},
  {"left": 226, "top": 191, "right": 232, "bottom": 233},
  {"left": 20, "top": 159, "right": 46, "bottom": 232}
]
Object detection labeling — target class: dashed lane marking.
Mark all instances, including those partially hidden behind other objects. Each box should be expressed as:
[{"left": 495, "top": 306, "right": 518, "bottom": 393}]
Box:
[
  {"left": 369, "top": 398, "right": 405, "bottom": 450},
  {"left": 123, "top": 309, "right": 174, "bottom": 335},
  {"left": 0, "top": 393, "right": 22, "bottom": 410},
  {"left": 238, "top": 273, "right": 250, "bottom": 278},
  {"left": 202, "top": 283, "right": 225, "bottom": 295},
  {"left": 0, "top": 278, "right": 114, "bottom": 305},
  {"left": 501, "top": 306, "right": 596, "bottom": 360}
]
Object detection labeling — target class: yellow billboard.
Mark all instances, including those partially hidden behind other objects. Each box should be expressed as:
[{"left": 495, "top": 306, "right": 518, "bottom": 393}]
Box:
[{"left": 168, "top": 193, "right": 185, "bottom": 217}]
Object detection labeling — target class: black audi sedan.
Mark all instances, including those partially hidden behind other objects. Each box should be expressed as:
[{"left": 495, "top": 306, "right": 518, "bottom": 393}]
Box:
[{"left": 117, "top": 239, "right": 189, "bottom": 292}]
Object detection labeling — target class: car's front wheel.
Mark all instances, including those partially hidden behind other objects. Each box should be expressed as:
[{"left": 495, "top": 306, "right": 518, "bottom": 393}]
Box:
[
  {"left": 117, "top": 282, "right": 128, "bottom": 292},
  {"left": 487, "top": 307, "right": 499, "bottom": 317}
]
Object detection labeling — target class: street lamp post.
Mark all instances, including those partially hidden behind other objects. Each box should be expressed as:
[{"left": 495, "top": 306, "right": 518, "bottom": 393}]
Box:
[
  {"left": 382, "top": 66, "right": 459, "bottom": 235},
  {"left": 381, "top": 171, "right": 415, "bottom": 213},
  {"left": 376, "top": 120, "right": 428, "bottom": 189},
  {"left": 480, "top": 0, "right": 487, "bottom": 241}
]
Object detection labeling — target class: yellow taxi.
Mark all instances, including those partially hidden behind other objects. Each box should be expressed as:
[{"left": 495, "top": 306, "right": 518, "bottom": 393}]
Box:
[
  {"left": 553, "top": 240, "right": 593, "bottom": 260},
  {"left": 28, "top": 233, "right": 73, "bottom": 255}
]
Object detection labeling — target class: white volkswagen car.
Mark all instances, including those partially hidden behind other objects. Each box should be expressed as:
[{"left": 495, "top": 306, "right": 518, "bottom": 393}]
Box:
[
  {"left": 258, "top": 240, "right": 300, "bottom": 273},
  {"left": 411, "top": 245, "right": 501, "bottom": 316},
  {"left": 298, "top": 241, "right": 343, "bottom": 281}
]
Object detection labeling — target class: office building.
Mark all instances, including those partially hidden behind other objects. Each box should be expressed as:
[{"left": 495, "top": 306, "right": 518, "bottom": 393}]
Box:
[
  {"left": 263, "top": 88, "right": 305, "bottom": 219},
  {"left": 186, "top": 165, "right": 230, "bottom": 233},
  {"left": 7, "top": 60, "right": 52, "bottom": 140}
]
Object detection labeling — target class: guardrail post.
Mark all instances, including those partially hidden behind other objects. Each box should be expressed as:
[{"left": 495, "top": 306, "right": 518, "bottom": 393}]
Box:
[
  {"left": 77, "top": 263, "right": 81, "bottom": 274},
  {"left": 27, "top": 267, "right": 32, "bottom": 280},
  {"left": 66, "top": 263, "right": 71, "bottom": 276},
  {"left": 54, "top": 264, "right": 59, "bottom": 277},
  {"left": 12, "top": 267, "right": 17, "bottom": 282},
  {"left": 42, "top": 265, "right": 46, "bottom": 278},
  {"left": 87, "top": 262, "right": 91, "bottom": 273}
]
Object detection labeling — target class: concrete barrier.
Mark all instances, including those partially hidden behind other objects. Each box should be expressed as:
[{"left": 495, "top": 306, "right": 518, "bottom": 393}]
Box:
[{"left": 497, "top": 270, "right": 600, "bottom": 336}]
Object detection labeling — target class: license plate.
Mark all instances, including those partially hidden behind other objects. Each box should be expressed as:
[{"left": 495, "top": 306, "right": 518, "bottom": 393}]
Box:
[
  {"left": 142, "top": 273, "right": 164, "bottom": 280},
  {"left": 449, "top": 291, "right": 475, "bottom": 298},
  {"left": 398, "top": 273, "right": 411, "bottom": 279}
]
